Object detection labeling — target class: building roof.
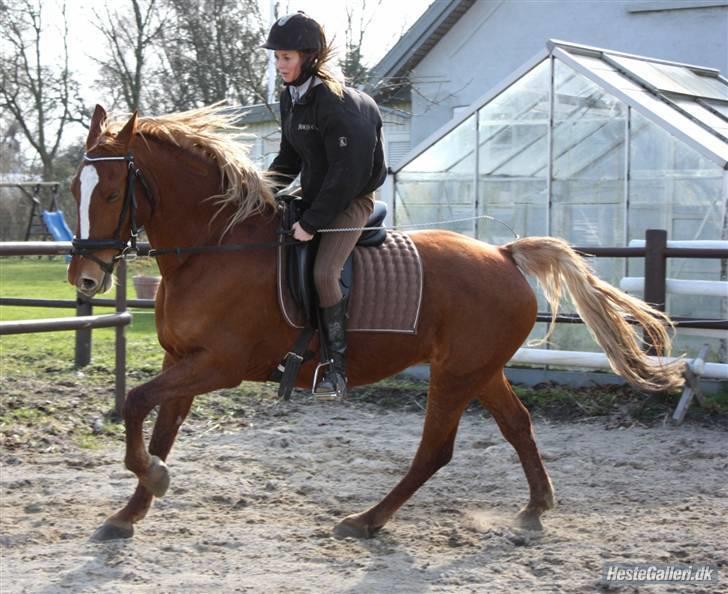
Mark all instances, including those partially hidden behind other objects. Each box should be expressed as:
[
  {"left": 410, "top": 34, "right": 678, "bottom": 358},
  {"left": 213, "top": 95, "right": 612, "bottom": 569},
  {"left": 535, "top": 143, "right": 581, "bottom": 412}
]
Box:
[
  {"left": 553, "top": 40, "right": 728, "bottom": 168},
  {"left": 394, "top": 39, "right": 728, "bottom": 172},
  {"left": 364, "top": 0, "right": 477, "bottom": 97},
  {"left": 229, "top": 103, "right": 280, "bottom": 125}
]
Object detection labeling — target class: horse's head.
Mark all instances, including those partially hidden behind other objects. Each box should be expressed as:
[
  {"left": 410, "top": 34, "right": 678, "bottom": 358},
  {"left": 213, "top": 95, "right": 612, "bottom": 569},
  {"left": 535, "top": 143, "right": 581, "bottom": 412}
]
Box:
[{"left": 68, "top": 105, "right": 147, "bottom": 296}]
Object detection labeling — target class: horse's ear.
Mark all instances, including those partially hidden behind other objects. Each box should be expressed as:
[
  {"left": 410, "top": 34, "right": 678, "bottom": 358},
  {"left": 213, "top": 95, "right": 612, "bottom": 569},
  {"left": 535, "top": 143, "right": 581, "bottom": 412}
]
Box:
[
  {"left": 116, "top": 112, "right": 138, "bottom": 150},
  {"left": 86, "top": 104, "right": 107, "bottom": 150}
]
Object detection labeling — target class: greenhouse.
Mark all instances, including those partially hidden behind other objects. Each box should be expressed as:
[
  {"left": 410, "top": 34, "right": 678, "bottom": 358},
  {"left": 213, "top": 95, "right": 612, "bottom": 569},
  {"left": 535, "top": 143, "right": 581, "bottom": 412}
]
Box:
[{"left": 393, "top": 40, "right": 727, "bottom": 358}]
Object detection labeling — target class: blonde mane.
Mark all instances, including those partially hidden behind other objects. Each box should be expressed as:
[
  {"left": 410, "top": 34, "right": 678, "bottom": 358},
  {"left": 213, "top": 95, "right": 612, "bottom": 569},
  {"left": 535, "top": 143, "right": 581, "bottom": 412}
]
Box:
[{"left": 100, "top": 104, "right": 277, "bottom": 236}]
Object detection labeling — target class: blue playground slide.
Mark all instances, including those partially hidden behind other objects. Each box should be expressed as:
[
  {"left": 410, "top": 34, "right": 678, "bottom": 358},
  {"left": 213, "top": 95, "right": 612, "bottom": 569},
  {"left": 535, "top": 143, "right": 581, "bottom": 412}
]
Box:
[
  {"left": 42, "top": 210, "right": 73, "bottom": 241},
  {"left": 42, "top": 210, "right": 73, "bottom": 260}
]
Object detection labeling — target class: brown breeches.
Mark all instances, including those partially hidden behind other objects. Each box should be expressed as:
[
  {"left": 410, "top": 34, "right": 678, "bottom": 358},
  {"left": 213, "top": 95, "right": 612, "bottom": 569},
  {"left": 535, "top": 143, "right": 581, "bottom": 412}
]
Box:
[{"left": 313, "top": 193, "right": 375, "bottom": 307}]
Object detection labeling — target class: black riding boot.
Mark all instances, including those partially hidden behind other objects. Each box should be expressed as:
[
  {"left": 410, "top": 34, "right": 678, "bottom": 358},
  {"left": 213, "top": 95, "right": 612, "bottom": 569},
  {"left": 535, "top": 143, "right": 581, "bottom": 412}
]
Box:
[{"left": 315, "top": 298, "right": 348, "bottom": 398}]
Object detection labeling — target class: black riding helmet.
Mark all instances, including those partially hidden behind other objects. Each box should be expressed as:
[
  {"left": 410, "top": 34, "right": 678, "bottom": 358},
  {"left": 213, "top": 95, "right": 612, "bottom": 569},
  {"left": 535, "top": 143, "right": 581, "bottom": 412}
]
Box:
[{"left": 262, "top": 12, "right": 322, "bottom": 51}]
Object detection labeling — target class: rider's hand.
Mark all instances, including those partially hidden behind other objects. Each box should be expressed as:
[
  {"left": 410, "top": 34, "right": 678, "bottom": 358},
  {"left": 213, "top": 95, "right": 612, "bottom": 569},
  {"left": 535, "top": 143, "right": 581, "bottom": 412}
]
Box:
[{"left": 292, "top": 221, "right": 314, "bottom": 242}]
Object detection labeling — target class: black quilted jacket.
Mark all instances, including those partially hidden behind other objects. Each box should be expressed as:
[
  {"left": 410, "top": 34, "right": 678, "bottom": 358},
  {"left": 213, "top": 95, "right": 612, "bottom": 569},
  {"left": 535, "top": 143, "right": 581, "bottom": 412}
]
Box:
[{"left": 269, "top": 81, "right": 387, "bottom": 234}]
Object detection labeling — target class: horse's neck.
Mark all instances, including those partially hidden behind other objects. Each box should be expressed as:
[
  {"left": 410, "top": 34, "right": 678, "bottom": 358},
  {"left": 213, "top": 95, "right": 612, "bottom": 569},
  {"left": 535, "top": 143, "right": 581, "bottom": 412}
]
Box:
[{"left": 139, "top": 144, "right": 278, "bottom": 276}]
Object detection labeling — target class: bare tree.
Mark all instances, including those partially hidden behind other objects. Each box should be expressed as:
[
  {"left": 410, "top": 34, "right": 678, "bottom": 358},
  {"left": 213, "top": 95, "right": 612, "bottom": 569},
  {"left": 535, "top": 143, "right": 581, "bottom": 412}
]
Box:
[
  {"left": 152, "top": 0, "right": 268, "bottom": 111},
  {"left": 0, "top": 0, "right": 84, "bottom": 180},
  {"left": 0, "top": 111, "right": 25, "bottom": 177},
  {"left": 341, "top": 0, "right": 383, "bottom": 88},
  {"left": 92, "top": 0, "right": 164, "bottom": 112}
]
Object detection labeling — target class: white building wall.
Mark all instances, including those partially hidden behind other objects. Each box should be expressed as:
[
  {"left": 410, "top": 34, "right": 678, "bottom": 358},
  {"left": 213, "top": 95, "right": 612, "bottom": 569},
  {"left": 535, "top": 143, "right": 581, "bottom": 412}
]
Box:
[{"left": 410, "top": 0, "right": 728, "bottom": 144}]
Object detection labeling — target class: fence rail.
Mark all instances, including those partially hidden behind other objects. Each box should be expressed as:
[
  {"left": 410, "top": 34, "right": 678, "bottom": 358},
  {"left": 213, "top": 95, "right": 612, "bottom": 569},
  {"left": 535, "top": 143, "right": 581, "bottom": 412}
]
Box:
[
  {"left": 0, "top": 312, "right": 132, "bottom": 335},
  {"left": 0, "top": 240, "right": 129, "bottom": 413},
  {"left": 0, "top": 230, "right": 726, "bottom": 414}
]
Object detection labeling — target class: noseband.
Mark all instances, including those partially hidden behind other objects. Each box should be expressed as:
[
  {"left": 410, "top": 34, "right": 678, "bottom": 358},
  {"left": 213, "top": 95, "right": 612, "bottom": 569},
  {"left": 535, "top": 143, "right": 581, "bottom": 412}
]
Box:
[{"left": 72, "top": 153, "right": 154, "bottom": 275}]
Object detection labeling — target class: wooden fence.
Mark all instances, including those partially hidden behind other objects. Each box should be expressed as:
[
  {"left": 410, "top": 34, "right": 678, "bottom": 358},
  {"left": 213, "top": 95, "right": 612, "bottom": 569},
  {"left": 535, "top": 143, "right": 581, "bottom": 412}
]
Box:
[{"left": 0, "top": 230, "right": 726, "bottom": 416}]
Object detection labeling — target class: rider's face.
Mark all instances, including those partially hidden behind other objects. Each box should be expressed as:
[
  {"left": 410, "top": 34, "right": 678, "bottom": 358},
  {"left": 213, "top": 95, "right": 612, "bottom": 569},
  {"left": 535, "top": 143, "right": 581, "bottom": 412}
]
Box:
[{"left": 274, "top": 50, "right": 304, "bottom": 84}]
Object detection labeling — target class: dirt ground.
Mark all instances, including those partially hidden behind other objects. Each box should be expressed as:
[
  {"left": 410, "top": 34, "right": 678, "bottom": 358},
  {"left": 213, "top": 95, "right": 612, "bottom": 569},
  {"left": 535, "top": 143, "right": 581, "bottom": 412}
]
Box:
[{"left": 1, "top": 380, "right": 726, "bottom": 594}]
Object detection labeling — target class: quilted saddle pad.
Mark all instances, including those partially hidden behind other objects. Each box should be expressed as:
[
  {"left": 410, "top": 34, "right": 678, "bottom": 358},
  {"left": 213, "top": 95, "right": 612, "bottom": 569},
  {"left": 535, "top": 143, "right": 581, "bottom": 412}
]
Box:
[{"left": 277, "top": 231, "right": 423, "bottom": 334}]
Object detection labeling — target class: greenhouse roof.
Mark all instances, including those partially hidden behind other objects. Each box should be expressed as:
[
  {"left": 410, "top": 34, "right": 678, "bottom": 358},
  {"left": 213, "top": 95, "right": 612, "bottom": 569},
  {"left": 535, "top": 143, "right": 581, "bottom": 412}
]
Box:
[{"left": 394, "top": 39, "right": 728, "bottom": 172}]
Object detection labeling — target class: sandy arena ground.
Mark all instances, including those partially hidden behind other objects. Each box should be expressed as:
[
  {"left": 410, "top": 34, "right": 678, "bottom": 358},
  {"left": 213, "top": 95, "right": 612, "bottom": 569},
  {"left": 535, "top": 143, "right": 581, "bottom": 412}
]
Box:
[{"left": 1, "top": 394, "right": 726, "bottom": 593}]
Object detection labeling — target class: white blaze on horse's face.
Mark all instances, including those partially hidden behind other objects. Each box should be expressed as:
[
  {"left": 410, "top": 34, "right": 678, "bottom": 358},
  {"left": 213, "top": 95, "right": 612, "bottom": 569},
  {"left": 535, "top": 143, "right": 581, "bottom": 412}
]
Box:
[{"left": 79, "top": 164, "right": 99, "bottom": 239}]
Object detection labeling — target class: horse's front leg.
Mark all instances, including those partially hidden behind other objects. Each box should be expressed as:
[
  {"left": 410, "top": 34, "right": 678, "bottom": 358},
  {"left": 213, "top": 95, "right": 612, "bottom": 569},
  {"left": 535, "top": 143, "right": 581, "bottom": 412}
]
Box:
[
  {"left": 123, "top": 352, "right": 229, "bottom": 485},
  {"left": 92, "top": 350, "right": 236, "bottom": 540},
  {"left": 92, "top": 394, "right": 194, "bottom": 541}
]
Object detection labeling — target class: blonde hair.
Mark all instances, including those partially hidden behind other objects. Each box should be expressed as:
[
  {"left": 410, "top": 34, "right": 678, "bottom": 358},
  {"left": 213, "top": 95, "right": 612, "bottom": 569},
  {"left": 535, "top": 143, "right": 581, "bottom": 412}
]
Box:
[
  {"left": 101, "top": 104, "right": 276, "bottom": 237},
  {"left": 303, "top": 30, "right": 343, "bottom": 97}
]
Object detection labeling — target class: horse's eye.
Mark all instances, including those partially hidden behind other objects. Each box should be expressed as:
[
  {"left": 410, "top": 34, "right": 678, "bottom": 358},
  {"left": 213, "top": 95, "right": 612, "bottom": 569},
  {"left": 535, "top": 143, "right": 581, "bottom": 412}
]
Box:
[{"left": 107, "top": 191, "right": 120, "bottom": 203}]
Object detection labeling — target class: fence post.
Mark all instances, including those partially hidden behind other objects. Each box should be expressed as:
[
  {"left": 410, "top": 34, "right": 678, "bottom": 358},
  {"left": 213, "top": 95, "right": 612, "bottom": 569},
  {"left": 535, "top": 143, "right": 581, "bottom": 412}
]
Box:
[
  {"left": 644, "top": 229, "right": 667, "bottom": 309},
  {"left": 115, "top": 260, "right": 128, "bottom": 417},
  {"left": 74, "top": 296, "right": 92, "bottom": 367},
  {"left": 643, "top": 229, "right": 667, "bottom": 355}
]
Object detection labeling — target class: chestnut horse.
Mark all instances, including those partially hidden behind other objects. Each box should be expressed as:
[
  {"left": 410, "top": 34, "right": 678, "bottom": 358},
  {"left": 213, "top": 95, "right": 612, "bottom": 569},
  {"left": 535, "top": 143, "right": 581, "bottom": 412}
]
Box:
[{"left": 68, "top": 105, "right": 684, "bottom": 541}]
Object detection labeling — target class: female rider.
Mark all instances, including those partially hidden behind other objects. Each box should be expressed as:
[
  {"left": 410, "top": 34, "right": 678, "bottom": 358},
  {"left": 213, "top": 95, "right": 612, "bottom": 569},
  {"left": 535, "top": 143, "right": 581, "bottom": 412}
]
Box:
[{"left": 263, "top": 12, "right": 387, "bottom": 397}]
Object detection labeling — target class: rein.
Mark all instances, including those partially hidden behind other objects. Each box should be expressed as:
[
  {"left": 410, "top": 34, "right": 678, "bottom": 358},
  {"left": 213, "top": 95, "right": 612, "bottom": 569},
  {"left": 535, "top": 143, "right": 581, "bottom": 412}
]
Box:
[
  {"left": 72, "top": 152, "right": 519, "bottom": 274},
  {"left": 146, "top": 237, "right": 299, "bottom": 258},
  {"left": 317, "top": 215, "right": 520, "bottom": 239}
]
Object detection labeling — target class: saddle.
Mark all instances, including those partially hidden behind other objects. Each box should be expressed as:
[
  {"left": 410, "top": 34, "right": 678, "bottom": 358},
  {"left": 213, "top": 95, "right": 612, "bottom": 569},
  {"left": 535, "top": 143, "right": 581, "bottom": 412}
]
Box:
[
  {"left": 274, "top": 195, "right": 422, "bottom": 399},
  {"left": 279, "top": 194, "right": 387, "bottom": 325}
]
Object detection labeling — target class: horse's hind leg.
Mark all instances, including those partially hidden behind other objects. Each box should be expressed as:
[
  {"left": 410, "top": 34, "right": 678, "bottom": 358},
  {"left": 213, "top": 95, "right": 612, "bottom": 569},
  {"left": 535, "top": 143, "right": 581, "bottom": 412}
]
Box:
[
  {"left": 91, "top": 394, "right": 194, "bottom": 541},
  {"left": 334, "top": 367, "right": 472, "bottom": 538},
  {"left": 478, "top": 372, "right": 555, "bottom": 530}
]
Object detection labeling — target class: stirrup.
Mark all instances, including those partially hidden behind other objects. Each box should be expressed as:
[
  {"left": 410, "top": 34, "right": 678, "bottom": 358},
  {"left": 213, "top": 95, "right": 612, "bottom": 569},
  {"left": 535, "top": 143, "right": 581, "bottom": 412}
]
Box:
[{"left": 312, "top": 360, "right": 346, "bottom": 399}]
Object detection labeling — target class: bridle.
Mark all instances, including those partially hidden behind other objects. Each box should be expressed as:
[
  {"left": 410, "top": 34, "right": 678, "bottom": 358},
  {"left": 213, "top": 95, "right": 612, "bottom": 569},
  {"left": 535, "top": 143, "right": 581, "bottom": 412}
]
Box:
[
  {"left": 71, "top": 152, "right": 301, "bottom": 275},
  {"left": 72, "top": 153, "right": 154, "bottom": 275}
]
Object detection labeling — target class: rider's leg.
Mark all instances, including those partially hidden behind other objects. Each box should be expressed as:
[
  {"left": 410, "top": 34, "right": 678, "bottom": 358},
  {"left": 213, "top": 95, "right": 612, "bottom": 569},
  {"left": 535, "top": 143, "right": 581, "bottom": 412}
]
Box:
[{"left": 313, "top": 193, "right": 374, "bottom": 396}]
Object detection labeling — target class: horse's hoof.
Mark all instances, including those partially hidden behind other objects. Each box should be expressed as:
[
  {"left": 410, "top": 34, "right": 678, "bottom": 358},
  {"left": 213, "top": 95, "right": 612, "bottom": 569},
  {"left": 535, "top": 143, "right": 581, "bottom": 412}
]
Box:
[
  {"left": 90, "top": 521, "right": 134, "bottom": 542},
  {"left": 333, "top": 515, "right": 381, "bottom": 539},
  {"left": 142, "top": 455, "right": 170, "bottom": 498},
  {"left": 513, "top": 510, "right": 544, "bottom": 532}
]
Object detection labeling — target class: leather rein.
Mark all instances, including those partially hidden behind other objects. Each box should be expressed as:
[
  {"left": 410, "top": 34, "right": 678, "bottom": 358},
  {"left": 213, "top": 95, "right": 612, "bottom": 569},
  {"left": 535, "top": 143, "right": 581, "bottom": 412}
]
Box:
[{"left": 72, "top": 152, "right": 298, "bottom": 276}]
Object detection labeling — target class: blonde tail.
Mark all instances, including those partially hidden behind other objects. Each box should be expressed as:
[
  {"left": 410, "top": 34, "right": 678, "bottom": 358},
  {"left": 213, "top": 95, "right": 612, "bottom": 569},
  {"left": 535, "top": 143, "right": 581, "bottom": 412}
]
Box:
[{"left": 505, "top": 237, "right": 685, "bottom": 392}]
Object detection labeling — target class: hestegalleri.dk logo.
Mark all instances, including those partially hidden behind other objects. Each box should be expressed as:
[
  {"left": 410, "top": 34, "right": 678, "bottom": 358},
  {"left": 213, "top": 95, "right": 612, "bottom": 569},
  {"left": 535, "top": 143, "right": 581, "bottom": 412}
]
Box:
[{"left": 602, "top": 563, "right": 718, "bottom": 584}]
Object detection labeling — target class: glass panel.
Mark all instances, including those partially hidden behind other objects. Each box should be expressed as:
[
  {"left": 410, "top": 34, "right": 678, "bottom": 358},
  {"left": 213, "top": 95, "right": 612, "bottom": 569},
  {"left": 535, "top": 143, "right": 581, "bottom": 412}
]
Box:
[
  {"left": 401, "top": 114, "right": 476, "bottom": 175},
  {"left": 628, "top": 110, "right": 726, "bottom": 359},
  {"left": 397, "top": 114, "right": 476, "bottom": 235},
  {"left": 629, "top": 110, "right": 724, "bottom": 245},
  {"left": 547, "top": 59, "right": 629, "bottom": 352},
  {"left": 672, "top": 97, "right": 728, "bottom": 138},
  {"left": 566, "top": 52, "right": 728, "bottom": 165},
  {"left": 477, "top": 59, "right": 550, "bottom": 124},
  {"left": 552, "top": 62, "right": 626, "bottom": 183},
  {"left": 551, "top": 59, "right": 626, "bottom": 284},
  {"left": 477, "top": 179, "right": 547, "bottom": 243},
  {"left": 477, "top": 59, "right": 550, "bottom": 243},
  {"left": 609, "top": 55, "right": 728, "bottom": 101},
  {"left": 395, "top": 180, "right": 475, "bottom": 235}
]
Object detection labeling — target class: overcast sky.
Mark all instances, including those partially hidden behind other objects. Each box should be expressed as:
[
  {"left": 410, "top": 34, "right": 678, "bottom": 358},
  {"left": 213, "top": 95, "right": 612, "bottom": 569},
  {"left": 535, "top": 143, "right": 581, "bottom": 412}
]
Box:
[
  {"left": 15, "top": 0, "right": 432, "bottom": 154},
  {"left": 50, "top": 0, "right": 433, "bottom": 103}
]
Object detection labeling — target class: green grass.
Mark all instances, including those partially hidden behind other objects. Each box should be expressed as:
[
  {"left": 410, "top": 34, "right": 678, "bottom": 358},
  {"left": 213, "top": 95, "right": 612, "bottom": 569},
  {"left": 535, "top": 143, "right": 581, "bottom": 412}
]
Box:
[
  {"left": 2, "top": 258, "right": 726, "bottom": 439},
  {"left": 0, "top": 258, "right": 164, "bottom": 377}
]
